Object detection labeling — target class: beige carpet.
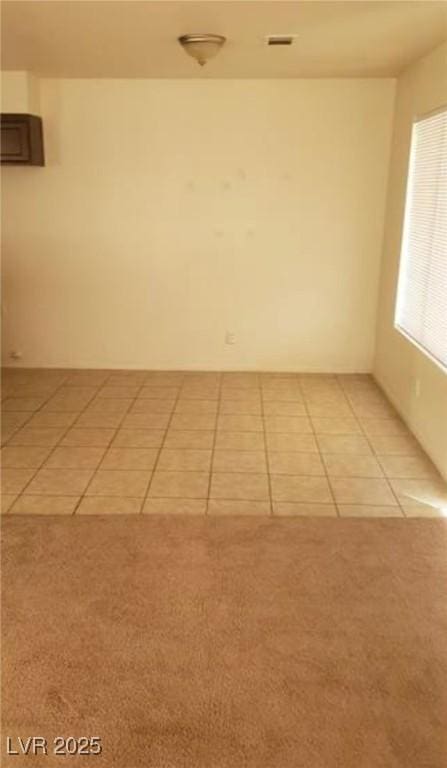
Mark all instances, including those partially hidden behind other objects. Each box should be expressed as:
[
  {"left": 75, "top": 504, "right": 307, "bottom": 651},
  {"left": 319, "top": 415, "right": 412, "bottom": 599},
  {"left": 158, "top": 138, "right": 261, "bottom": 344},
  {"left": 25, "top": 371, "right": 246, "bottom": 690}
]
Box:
[{"left": 2, "top": 515, "right": 447, "bottom": 767}]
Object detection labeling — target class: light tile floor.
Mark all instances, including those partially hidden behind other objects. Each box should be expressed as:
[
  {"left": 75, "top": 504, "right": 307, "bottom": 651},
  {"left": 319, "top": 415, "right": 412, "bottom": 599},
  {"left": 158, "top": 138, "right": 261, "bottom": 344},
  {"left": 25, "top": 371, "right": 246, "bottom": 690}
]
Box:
[{"left": 2, "top": 368, "right": 447, "bottom": 517}]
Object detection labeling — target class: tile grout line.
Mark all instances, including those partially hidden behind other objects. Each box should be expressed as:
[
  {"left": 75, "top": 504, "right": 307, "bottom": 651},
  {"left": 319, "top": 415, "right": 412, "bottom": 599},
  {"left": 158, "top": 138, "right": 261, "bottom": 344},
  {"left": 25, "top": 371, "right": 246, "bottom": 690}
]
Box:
[
  {"left": 6, "top": 370, "right": 84, "bottom": 508},
  {"left": 2, "top": 373, "right": 77, "bottom": 498},
  {"left": 331, "top": 375, "right": 366, "bottom": 516},
  {"left": 259, "top": 377, "right": 274, "bottom": 516},
  {"left": 75, "top": 376, "right": 148, "bottom": 514},
  {"left": 300, "top": 375, "right": 340, "bottom": 517},
  {"left": 207, "top": 373, "right": 223, "bottom": 515},
  {"left": 4, "top": 492, "right": 418, "bottom": 506},
  {"left": 64, "top": 374, "right": 122, "bottom": 513},
  {"left": 11, "top": 372, "right": 112, "bottom": 513},
  {"left": 373, "top": 454, "right": 408, "bottom": 518},
  {"left": 2, "top": 371, "right": 71, "bottom": 449},
  {"left": 8, "top": 370, "right": 139, "bottom": 514},
  {"left": 141, "top": 373, "right": 187, "bottom": 513},
  {"left": 6, "top": 464, "right": 436, "bottom": 481},
  {"left": 69, "top": 380, "right": 117, "bottom": 514},
  {"left": 337, "top": 375, "right": 406, "bottom": 516},
  {"left": 264, "top": 376, "right": 306, "bottom": 515}
]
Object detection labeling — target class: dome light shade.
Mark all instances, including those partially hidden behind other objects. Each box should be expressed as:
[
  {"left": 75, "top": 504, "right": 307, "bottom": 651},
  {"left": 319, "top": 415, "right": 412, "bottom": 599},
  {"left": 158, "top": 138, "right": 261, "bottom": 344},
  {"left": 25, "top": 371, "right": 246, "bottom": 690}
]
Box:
[{"left": 178, "top": 34, "right": 226, "bottom": 66}]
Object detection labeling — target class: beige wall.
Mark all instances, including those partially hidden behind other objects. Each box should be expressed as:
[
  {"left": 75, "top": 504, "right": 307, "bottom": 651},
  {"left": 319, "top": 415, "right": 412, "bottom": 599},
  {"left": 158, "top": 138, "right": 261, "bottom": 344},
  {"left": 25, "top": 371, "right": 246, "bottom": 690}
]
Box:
[
  {"left": 1, "top": 70, "right": 40, "bottom": 113},
  {"left": 374, "top": 41, "right": 447, "bottom": 478},
  {"left": 1, "top": 77, "right": 394, "bottom": 372}
]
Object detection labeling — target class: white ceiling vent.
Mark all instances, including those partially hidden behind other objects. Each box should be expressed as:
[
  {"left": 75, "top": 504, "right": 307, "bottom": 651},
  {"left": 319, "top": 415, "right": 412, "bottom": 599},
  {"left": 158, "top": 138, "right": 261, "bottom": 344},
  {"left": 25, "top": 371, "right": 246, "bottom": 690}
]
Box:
[{"left": 266, "top": 35, "right": 297, "bottom": 46}]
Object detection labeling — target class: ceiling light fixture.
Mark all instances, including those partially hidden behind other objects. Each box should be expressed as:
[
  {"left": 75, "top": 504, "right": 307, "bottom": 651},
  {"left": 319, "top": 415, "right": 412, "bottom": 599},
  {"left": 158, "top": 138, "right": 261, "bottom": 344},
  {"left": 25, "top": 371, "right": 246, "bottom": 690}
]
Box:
[{"left": 178, "top": 34, "right": 226, "bottom": 66}]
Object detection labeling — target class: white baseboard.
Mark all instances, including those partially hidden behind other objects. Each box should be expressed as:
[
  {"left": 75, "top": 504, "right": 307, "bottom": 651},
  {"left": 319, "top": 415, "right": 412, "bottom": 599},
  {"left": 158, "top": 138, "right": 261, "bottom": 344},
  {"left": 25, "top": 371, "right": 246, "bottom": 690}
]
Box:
[{"left": 1, "top": 361, "right": 372, "bottom": 374}]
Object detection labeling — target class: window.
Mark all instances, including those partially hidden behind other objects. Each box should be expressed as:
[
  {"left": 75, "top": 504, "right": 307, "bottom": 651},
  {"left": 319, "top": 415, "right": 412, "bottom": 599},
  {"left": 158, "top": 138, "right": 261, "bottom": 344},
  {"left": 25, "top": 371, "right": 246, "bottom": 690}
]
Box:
[{"left": 395, "top": 106, "right": 447, "bottom": 370}]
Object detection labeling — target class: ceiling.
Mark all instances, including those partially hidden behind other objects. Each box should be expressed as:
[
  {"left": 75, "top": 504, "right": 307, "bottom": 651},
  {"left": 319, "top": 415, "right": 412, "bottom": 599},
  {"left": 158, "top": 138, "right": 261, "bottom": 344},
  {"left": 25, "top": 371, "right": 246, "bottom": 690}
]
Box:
[{"left": 2, "top": 0, "right": 447, "bottom": 79}]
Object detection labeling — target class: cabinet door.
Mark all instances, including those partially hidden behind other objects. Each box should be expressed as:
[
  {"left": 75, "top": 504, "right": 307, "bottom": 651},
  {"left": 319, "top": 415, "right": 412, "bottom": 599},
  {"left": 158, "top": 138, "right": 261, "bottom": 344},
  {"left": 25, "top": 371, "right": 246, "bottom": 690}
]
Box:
[
  {"left": 1, "top": 118, "right": 30, "bottom": 163},
  {"left": 1, "top": 115, "right": 44, "bottom": 165}
]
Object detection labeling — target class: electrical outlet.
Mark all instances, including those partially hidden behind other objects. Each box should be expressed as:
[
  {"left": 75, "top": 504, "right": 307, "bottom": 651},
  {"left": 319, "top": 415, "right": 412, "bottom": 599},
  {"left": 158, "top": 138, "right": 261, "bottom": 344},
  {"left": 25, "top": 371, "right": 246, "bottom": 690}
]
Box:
[
  {"left": 9, "top": 350, "right": 22, "bottom": 360},
  {"left": 225, "top": 331, "right": 236, "bottom": 345}
]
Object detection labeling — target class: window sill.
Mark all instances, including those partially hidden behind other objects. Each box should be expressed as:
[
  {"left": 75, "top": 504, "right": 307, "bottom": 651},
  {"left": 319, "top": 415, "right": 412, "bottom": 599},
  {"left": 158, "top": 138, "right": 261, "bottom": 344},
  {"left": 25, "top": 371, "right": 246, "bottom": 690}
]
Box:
[{"left": 394, "top": 324, "right": 447, "bottom": 376}]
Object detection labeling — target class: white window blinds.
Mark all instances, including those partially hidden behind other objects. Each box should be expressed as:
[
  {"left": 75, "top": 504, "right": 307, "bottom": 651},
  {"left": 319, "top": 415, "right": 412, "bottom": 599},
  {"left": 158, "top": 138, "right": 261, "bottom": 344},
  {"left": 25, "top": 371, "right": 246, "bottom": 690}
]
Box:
[{"left": 395, "top": 106, "right": 447, "bottom": 370}]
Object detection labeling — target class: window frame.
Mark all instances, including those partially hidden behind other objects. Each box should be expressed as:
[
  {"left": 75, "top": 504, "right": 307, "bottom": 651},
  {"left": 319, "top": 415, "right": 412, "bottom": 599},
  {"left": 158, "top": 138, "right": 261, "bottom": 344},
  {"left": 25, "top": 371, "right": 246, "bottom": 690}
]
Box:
[{"left": 394, "top": 103, "right": 447, "bottom": 375}]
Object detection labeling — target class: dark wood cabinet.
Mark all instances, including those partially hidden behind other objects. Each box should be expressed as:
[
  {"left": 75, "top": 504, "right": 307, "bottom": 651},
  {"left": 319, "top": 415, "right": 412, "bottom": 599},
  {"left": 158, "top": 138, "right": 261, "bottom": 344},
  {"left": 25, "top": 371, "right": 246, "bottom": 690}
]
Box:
[{"left": 1, "top": 114, "right": 44, "bottom": 166}]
